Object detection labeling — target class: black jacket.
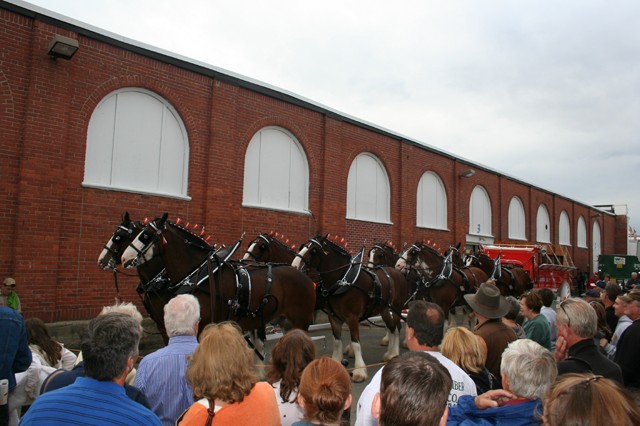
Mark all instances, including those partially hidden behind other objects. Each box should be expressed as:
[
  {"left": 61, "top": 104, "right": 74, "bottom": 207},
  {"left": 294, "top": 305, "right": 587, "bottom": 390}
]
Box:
[{"left": 558, "top": 338, "right": 623, "bottom": 384}]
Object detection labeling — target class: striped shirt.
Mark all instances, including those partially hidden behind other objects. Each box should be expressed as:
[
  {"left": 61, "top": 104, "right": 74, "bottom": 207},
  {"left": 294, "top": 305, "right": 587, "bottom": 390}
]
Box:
[
  {"left": 20, "top": 376, "right": 160, "bottom": 425},
  {"left": 134, "top": 335, "right": 198, "bottom": 426}
]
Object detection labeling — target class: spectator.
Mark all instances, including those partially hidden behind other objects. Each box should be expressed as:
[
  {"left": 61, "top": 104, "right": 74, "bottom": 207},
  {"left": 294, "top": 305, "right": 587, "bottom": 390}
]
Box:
[
  {"left": 40, "top": 302, "right": 150, "bottom": 408},
  {"left": 0, "top": 306, "right": 31, "bottom": 425},
  {"left": 21, "top": 313, "right": 160, "bottom": 425},
  {"left": 267, "top": 329, "right": 317, "bottom": 426},
  {"left": 555, "top": 298, "right": 623, "bottom": 383},
  {"left": 588, "top": 299, "right": 612, "bottom": 343},
  {"left": 502, "top": 296, "right": 526, "bottom": 339},
  {"left": 355, "top": 301, "right": 476, "bottom": 426},
  {"left": 542, "top": 373, "right": 640, "bottom": 426},
  {"left": 371, "top": 351, "right": 451, "bottom": 426},
  {"left": 1, "top": 278, "right": 20, "bottom": 312},
  {"left": 464, "top": 282, "right": 517, "bottom": 385},
  {"left": 294, "top": 357, "right": 351, "bottom": 426},
  {"left": 602, "top": 281, "right": 622, "bottom": 332},
  {"left": 591, "top": 273, "right": 609, "bottom": 291},
  {"left": 447, "top": 339, "right": 557, "bottom": 426},
  {"left": 538, "top": 288, "right": 557, "bottom": 350},
  {"left": 135, "top": 294, "right": 200, "bottom": 426},
  {"left": 602, "top": 295, "right": 632, "bottom": 359},
  {"left": 583, "top": 288, "right": 601, "bottom": 303},
  {"left": 614, "top": 289, "right": 640, "bottom": 394},
  {"left": 178, "top": 321, "right": 279, "bottom": 425},
  {"left": 520, "top": 291, "right": 551, "bottom": 350},
  {"left": 441, "top": 327, "right": 498, "bottom": 394},
  {"left": 625, "top": 271, "right": 640, "bottom": 291}
]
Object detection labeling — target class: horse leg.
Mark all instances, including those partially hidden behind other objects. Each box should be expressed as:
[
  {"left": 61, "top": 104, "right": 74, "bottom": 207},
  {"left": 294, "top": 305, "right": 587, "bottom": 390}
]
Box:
[
  {"left": 345, "top": 315, "right": 367, "bottom": 383},
  {"left": 380, "top": 330, "right": 390, "bottom": 346},
  {"left": 381, "top": 308, "right": 400, "bottom": 362},
  {"left": 329, "top": 315, "right": 344, "bottom": 363}
]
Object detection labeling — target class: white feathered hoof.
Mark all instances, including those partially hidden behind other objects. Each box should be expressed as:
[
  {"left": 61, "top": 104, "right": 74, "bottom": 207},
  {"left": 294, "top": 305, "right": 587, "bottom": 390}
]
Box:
[
  {"left": 343, "top": 344, "right": 355, "bottom": 357},
  {"left": 351, "top": 368, "right": 368, "bottom": 383},
  {"left": 380, "top": 335, "right": 389, "bottom": 346}
]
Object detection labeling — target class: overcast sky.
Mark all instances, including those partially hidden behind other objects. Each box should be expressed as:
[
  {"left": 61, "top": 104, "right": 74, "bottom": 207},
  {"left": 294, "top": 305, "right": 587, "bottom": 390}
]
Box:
[{"left": 24, "top": 0, "right": 640, "bottom": 233}]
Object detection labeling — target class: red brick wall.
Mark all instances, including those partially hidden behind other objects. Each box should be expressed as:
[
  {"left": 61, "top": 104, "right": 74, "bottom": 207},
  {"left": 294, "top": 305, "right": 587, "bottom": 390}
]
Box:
[{"left": 0, "top": 6, "right": 625, "bottom": 321}]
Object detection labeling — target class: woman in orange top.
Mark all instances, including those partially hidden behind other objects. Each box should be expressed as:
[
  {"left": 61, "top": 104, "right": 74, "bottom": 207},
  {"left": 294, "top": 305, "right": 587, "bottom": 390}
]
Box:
[{"left": 177, "top": 322, "right": 279, "bottom": 426}]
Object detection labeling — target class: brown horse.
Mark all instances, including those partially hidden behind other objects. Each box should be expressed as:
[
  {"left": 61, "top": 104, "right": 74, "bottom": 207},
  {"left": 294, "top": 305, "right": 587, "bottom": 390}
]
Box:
[
  {"left": 242, "top": 232, "right": 298, "bottom": 264},
  {"left": 367, "top": 242, "right": 400, "bottom": 268},
  {"left": 98, "top": 212, "right": 173, "bottom": 341},
  {"left": 396, "top": 242, "right": 472, "bottom": 322},
  {"left": 465, "top": 252, "right": 532, "bottom": 297},
  {"left": 120, "top": 214, "right": 316, "bottom": 344},
  {"left": 445, "top": 244, "right": 489, "bottom": 292},
  {"left": 292, "top": 234, "right": 408, "bottom": 382}
]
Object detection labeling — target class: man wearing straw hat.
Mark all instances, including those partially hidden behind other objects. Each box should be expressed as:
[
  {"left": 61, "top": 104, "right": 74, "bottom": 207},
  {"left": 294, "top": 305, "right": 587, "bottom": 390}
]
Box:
[
  {"left": 1, "top": 278, "right": 20, "bottom": 312},
  {"left": 464, "top": 281, "right": 516, "bottom": 388}
]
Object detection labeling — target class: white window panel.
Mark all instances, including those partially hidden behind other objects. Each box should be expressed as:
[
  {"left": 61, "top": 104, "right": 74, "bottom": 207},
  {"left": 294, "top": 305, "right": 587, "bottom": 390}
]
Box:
[
  {"left": 84, "top": 88, "right": 189, "bottom": 198},
  {"left": 347, "top": 153, "right": 390, "bottom": 223},
  {"left": 536, "top": 204, "right": 551, "bottom": 243},
  {"left": 592, "top": 222, "right": 601, "bottom": 270},
  {"left": 577, "top": 216, "right": 587, "bottom": 248},
  {"left": 417, "top": 172, "right": 447, "bottom": 230},
  {"left": 508, "top": 197, "right": 526, "bottom": 240},
  {"left": 242, "top": 127, "right": 308, "bottom": 212},
  {"left": 559, "top": 211, "right": 571, "bottom": 246},
  {"left": 469, "top": 186, "right": 492, "bottom": 236}
]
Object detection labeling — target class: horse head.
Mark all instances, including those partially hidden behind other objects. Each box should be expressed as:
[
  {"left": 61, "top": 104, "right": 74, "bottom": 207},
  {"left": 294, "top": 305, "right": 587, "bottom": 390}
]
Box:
[
  {"left": 395, "top": 242, "right": 442, "bottom": 276},
  {"left": 243, "top": 232, "right": 297, "bottom": 263},
  {"left": 98, "top": 211, "right": 141, "bottom": 270},
  {"left": 121, "top": 213, "right": 169, "bottom": 269},
  {"left": 293, "top": 234, "right": 350, "bottom": 273},
  {"left": 368, "top": 242, "right": 398, "bottom": 268}
]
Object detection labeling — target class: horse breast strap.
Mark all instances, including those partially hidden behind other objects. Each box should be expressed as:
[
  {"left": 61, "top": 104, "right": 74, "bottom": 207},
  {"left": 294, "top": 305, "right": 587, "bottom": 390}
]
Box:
[{"left": 334, "top": 247, "right": 365, "bottom": 295}]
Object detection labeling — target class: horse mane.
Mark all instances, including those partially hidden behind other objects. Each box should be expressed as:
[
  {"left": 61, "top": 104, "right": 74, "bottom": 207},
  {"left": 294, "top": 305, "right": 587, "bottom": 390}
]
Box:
[
  {"left": 418, "top": 240, "right": 444, "bottom": 257},
  {"left": 322, "top": 234, "right": 351, "bottom": 256},
  {"left": 162, "top": 217, "right": 215, "bottom": 247},
  {"left": 263, "top": 231, "right": 297, "bottom": 252}
]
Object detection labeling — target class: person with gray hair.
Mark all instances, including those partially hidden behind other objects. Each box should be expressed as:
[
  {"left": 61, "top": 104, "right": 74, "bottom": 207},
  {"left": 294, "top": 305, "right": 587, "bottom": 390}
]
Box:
[
  {"left": 555, "top": 297, "right": 623, "bottom": 383},
  {"left": 447, "top": 339, "right": 557, "bottom": 425},
  {"left": 135, "top": 294, "right": 200, "bottom": 425},
  {"left": 22, "top": 313, "right": 160, "bottom": 425}
]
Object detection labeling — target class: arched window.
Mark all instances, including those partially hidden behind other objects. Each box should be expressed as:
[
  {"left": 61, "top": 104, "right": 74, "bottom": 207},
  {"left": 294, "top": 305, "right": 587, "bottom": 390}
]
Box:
[
  {"left": 347, "top": 153, "right": 390, "bottom": 223},
  {"left": 243, "top": 126, "right": 309, "bottom": 212},
  {"left": 508, "top": 197, "right": 526, "bottom": 240},
  {"left": 577, "top": 216, "right": 587, "bottom": 248},
  {"left": 536, "top": 204, "right": 551, "bottom": 243},
  {"left": 559, "top": 211, "right": 571, "bottom": 246},
  {"left": 592, "top": 221, "right": 602, "bottom": 272},
  {"left": 416, "top": 172, "right": 447, "bottom": 230},
  {"left": 468, "top": 186, "right": 492, "bottom": 236},
  {"left": 84, "top": 88, "right": 189, "bottom": 198}
]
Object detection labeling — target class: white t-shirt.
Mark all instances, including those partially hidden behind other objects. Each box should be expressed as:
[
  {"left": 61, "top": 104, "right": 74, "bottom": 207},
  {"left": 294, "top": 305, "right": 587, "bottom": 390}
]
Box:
[
  {"left": 271, "top": 380, "right": 304, "bottom": 426},
  {"left": 354, "top": 351, "right": 477, "bottom": 426}
]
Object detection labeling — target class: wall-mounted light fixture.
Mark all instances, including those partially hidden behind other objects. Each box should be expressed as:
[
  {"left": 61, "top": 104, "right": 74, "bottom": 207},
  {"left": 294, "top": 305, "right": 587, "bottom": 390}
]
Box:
[
  {"left": 47, "top": 34, "right": 79, "bottom": 60},
  {"left": 460, "top": 169, "right": 476, "bottom": 178}
]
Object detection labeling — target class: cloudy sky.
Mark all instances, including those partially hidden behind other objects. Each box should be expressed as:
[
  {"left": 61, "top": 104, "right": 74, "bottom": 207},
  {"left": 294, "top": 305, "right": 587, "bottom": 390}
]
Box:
[{"left": 24, "top": 0, "right": 640, "bottom": 232}]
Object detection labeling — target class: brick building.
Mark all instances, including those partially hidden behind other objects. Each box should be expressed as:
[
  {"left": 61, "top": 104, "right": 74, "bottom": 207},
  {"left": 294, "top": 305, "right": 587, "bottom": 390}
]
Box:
[{"left": 0, "top": 1, "right": 628, "bottom": 322}]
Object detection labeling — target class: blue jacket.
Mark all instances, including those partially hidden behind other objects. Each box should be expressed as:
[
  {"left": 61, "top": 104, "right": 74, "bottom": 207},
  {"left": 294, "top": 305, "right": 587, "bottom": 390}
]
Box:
[
  {"left": 0, "top": 306, "right": 32, "bottom": 391},
  {"left": 447, "top": 395, "right": 542, "bottom": 426}
]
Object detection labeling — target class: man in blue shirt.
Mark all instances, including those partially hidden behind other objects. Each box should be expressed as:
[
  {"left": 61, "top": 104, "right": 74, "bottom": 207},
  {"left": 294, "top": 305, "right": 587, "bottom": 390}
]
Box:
[
  {"left": 135, "top": 294, "right": 200, "bottom": 425},
  {"left": 0, "top": 306, "right": 31, "bottom": 425},
  {"left": 21, "top": 312, "right": 160, "bottom": 425}
]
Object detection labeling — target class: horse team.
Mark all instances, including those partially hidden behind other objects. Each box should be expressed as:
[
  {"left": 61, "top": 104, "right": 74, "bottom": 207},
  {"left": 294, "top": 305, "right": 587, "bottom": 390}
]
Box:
[{"left": 98, "top": 212, "right": 532, "bottom": 382}]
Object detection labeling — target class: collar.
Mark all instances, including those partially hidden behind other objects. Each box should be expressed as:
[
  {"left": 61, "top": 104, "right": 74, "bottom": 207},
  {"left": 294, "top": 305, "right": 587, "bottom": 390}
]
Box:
[{"left": 168, "top": 334, "right": 198, "bottom": 345}]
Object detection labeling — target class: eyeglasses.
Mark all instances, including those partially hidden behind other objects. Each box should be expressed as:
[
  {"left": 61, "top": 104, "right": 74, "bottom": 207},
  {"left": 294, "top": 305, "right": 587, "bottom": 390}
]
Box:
[{"left": 559, "top": 300, "right": 571, "bottom": 329}]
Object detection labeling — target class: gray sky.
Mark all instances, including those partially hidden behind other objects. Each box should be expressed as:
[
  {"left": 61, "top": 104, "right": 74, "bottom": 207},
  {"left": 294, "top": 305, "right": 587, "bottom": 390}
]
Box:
[{"left": 25, "top": 0, "right": 640, "bottom": 232}]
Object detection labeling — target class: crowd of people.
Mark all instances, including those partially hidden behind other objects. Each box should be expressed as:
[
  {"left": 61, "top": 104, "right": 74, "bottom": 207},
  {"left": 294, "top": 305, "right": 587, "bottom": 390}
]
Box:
[{"left": 3, "top": 271, "right": 640, "bottom": 425}]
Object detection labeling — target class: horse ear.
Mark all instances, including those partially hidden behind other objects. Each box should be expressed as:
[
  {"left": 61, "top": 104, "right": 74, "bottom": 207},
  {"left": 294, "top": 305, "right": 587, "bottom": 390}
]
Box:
[
  {"left": 123, "top": 211, "right": 130, "bottom": 222},
  {"left": 159, "top": 212, "right": 169, "bottom": 226}
]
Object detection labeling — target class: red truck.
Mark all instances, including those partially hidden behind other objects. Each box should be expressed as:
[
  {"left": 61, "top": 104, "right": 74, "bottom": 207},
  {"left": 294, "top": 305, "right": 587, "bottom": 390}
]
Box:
[{"left": 481, "top": 243, "right": 577, "bottom": 299}]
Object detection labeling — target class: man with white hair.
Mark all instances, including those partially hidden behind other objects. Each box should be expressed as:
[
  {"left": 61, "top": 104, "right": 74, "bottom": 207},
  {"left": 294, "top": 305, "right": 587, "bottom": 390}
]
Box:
[
  {"left": 135, "top": 294, "right": 200, "bottom": 426},
  {"left": 448, "top": 339, "right": 557, "bottom": 424}
]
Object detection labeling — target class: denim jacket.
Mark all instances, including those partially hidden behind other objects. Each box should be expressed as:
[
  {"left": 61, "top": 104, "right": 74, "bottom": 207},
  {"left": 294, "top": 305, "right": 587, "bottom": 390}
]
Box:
[{"left": 0, "top": 306, "right": 32, "bottom": 391}]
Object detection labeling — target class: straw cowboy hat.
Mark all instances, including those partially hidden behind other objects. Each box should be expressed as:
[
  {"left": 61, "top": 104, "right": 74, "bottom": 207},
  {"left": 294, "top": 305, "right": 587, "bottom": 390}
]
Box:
[{"left": 464, "top": 281, "right": 509, "bottom": 319}]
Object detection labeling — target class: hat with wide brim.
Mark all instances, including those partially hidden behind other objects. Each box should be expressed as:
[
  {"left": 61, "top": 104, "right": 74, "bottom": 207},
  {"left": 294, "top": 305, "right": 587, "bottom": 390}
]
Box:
[
  {"left": 464, "top": 282, "right": 509, "bottom": 319},
  {"left": 3, "top": 277, "right": 16, "bottom": 286}
]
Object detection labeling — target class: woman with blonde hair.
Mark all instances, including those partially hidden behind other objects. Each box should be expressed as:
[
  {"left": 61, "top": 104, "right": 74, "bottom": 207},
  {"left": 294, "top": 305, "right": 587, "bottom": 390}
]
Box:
[
  {"left": 178, "top": 321, "right": 279, "bottom": 425},
  {"left": 543, "top": 373, "right": 640, "bottom": 425},
  {"left": 267, "top": 329, "right": 317, "bottom": 425},
  {"left": 294, "top": 357, "right": 352, "bottom": 426},
  {"left": 441, "top": 327, "right": 498, "bottom": 394}
]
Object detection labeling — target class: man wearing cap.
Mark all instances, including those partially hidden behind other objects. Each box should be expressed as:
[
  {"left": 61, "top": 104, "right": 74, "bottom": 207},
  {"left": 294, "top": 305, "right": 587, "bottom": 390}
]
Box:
[
  {"left": 625, "top": 272, "right": 640, "bottom": 291},
  {"left": 465, "top": 281, "right": 516, "bottom": 387},
  {"left": 1, "top": 277, "right": 20, "bottom": 312},
  {"left": 614, "top": 289, "right": 640, "bottom": 391}
]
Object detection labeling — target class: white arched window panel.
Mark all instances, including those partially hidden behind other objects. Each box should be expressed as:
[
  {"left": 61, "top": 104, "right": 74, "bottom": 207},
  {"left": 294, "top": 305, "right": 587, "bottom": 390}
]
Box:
[
  {"left": 592, "top": 221, "right": 602, "bottom": 272},
  {"left": 347, "top": 153, "right": 390, "bottom": 223},
  {"left": 416, "top": 172, "right": 447, "bottom": 230},
  {"left": 536, "top": 205, "right": 551, "bottom": 243},
  {"left": 242, "top": 126, "right": 309, "bottom": 213},
  {"left": 468, "top": 186, "right": 492, "bottom": 236},
  {"left": 84, "top": 88, "right": 189, "bottom": 198},
  {"left": 508, "top": 197, "right": 526, "bottom": 240},
  {"left": 577, "top": 216, "right": 587, "bottom": 248},
  {"left": 559, "top": 211, "right": 571, "bottom": 246}
]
